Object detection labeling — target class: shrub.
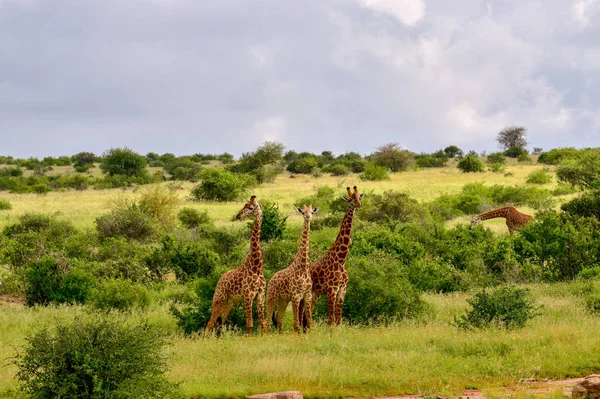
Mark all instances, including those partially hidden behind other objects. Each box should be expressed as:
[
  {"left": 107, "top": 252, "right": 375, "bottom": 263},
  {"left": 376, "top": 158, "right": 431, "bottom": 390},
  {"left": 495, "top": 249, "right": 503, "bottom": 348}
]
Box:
[
  {"left": 325, "top": 163, "right": 348, "bottom": 176},
  {"left": 577, "top": 266, "right": 600, "bottom": 280},
  {"left": 526, "top": 169, "right": 552, "bottom": 185},
  {"left": 457, "top": 156, "right": 484, "bottom": 173},
  {"left": 253, "top": 201, "right": 287, "bottom": 242},
  {"left": 556, "top": 149, "right": 600, "bottom": 189},
  {"left": 89, "top": 279, "right": 151, "bottom": 312},
  {"left": 178, "top": 207, "right": 212, "bottom": 228},
  {"left": 538, "top": 147, "right": 581, "bottom": 165},
  {"left": 358, "top": 191, "right": 429, "bottom": 225},
  {"left": 359, "top": 163, "right": 390, "bottom": 181},
  {"left": 72, "top": 151, "right": 96, "bottom": 167},
  {"left": 287, "top": 157, "right": 318, "bottom": 174},
  {"left": 24, "top": 257, "right": 94, "bottom": 307},
  {"left": 311, "top": 167, "right": 323, "bottom": 178},
  {"left": 138, "top": 185, "right": 180, "bottom": 230},
  {"left": 407, "top": 258, "right": 465, "bottom": 293},
  {"left": 455, "top": 285, "right": 540, "bottom": 330},
  {"left": 415, "top": 155, "right": 448, "bottom": 168},
  {"left": 561, "top": 190, "right": 600, "bottom": 221},
  {"left": 371, "top": 143, "right": 414, "bottom": 172},
  {"left": 486, "top": 152, "right": 506, "bottom": 165},
  {"left": 96, "top": 201, "right": 156, "bottom": 241},
  {"left": 294, "top": 186, "right": 337, "bottom": 215},
  {"left": 487, "top": 163, "right": 505, "bottom": 173},
  {"left": 504, "top": 146, "right": 528, "bottom": 158},
  {"left": 74, "top": 165, "right": 91, "bottom": 173},
  {"left": 14, "top": 315, "right": 175, "bottom": 398},
  {"left": 0, "top": 167, "right": 23, "bottom": 177},
  {"left": 0, "top": 198, "right": 11, "bottom": 210},
  {"left": 428, "top": 194, "right": 463, "bottom": 221},
  {"left": 517, "top": 153, "right": 532, "bottom": 163},
  {"left": 313, "top": 252, "right": 427, "bottom": 324},
  {"left": 444, "top": 145, "right": 464, "bottom": 158},
  {"left": 584, "top": 292, "right": 600, "bottom": 313},
  {"left": 100, "top": 147, "right": 148, "bottom": 177},
  {"left": 190, "top": 168, "right": 257, "bottom": 202}
]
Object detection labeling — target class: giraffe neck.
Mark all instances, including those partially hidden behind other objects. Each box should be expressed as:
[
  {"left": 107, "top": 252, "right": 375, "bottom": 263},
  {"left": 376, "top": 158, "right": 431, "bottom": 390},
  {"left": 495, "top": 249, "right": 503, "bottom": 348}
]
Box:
[
  {"left": 478, "top": 207, "right": 511, "bottom": 221},
  {"left": 325, "top": 206, "right": 355, "bottom": 265},
  {"left": 247, "top": 211, "right": 263, "bottom": 273},
  {"left": 293, "top": 217, "right": 311, "bottom": 271}
]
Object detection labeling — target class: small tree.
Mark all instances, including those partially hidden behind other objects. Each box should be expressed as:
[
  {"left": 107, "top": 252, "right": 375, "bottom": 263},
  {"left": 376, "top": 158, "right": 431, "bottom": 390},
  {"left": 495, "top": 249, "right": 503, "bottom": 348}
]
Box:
[
  {"left": 443, "top": 145, "right": 464, "bottom": 158},
  {"left": 71, "top": 152, "right": 96, "bottom": 167},
  {"left": 190, "top": 168, "right": 257, "bottom": 202},
  {"left": 556, "top": 150, "right": 600, "bottom": 189},
  {"left": 371, "top": 143, "right": 414, "bottom": 172},
  {"left": 497, "top": 126, "right": 527, "bottom": 151},
  {"left": 100, "top": 147, "right": 148, "bottom": 177},
  {"left": 457, "top": 156, "right": 484, "bottom": 173},
  {"left": 253, "top": 141, "right": 285, "bottom": 165}
]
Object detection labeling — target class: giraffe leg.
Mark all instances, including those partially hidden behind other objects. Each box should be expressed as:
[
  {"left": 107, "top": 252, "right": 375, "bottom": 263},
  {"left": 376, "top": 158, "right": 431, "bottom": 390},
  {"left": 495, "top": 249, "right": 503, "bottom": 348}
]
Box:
[
  {"left": 205, "top": 295, "right": 226, "bottom": 337},
  {"left": 255, "top": 287, "right": 266, "bottom": 334},
  {"left": 302, "top": 291, "right": 313, "bottom": 333},
  {"left": 335, "top": 286, "right": 347, "bottom": 325},
  {"left": 326, "top": 288, "right": 338, "bottom": 326},
  {"left": 303, "top": 293, "right": 319, "bottom": 330},
  {"left": 291, "top": 296, "right": 302, "bottom": 334},
  {"left": 275, "top": 299, "right": 287, "bottom": 334},
  {"left": 265, "top": 295, "right": 276, "bottom": 333},
  {"left": 243, "top": 296, "right": 254, "bottom": 336},
  {"left": 217, "top": 300, "right": 236, "bottom": 336}
]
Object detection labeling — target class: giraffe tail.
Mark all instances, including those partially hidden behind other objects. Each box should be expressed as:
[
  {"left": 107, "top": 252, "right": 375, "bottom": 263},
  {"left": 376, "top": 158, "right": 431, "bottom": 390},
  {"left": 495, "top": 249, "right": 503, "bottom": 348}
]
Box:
[{"left": 299, "top": 299, "right": 308, "bottom": 333}]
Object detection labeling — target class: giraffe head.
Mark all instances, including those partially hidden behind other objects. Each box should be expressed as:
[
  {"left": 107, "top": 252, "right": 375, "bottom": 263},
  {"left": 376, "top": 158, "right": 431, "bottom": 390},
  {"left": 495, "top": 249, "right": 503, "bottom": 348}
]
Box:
[
  {"left": 470, "top": 216, "right": 482, "bottom": 229},
  {"left": 296, "top": 204, "right": 319, "bottom": 222},
  {"left": 236, "top": 195, "right": 261, "bottom": 220},
  {"left": 342, "top": 186, "right": 364, "bottom": 209}
]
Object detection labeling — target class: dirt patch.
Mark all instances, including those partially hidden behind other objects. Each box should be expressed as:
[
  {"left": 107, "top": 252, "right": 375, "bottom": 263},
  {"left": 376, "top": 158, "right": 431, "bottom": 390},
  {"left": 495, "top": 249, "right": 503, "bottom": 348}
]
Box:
[{"left": 0, "top": 295, "right": 26, "bottom": 306}]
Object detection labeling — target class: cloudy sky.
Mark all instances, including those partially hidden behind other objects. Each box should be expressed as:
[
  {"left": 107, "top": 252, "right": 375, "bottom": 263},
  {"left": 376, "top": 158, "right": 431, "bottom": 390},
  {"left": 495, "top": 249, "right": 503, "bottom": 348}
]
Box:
[{"left": 1, "top": 0, "right": 599, "bottom": 158}]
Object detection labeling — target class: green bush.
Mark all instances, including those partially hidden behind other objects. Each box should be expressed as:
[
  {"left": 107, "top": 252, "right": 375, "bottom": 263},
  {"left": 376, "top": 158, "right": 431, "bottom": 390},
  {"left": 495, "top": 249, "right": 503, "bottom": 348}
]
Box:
[
  {"left": 486, "top": 152, "right": 506, "bottom": 165},
  {"left": 190, "top": 168, "right": 257, "bottom": 202},
  {"left": 504, "top": 146, "right": 528, "bottom": 158},
  {"left": 74, "top": 165, "right": 91, "bottom": 173},
  {"left": 517, "top": 153, "right": 532, "bottom": 163},
  {"left": 138, "top": 185, "right": 180, "bottom": 230},
  {"left": 100, "top": 147, "right": 148, "bottom": 178},
  {"left": 178, "top": 207, "right": 212, "bottom": 229},
  {"left": 14, "top": 315, "right": 175, "bottom": 398},
  {"left": 407, "top": 258, "right": 465, "bottom": 293},
  {"left": 313, "top": 252, "right": 427, "bottom": 324},
  {"left": 89, "top": 279, "right": 151, "bottom": 312},
  {"left": 325, "top": 163, "right": 348, "bottom": 176},
  {"left": 0, "top": 198, "right": 11, "bottom": 210},
  {"left": 94, "top": 237, "right": 152, "bottom": 283},
  {"left": 457, "top": 156, "right": 484, "bottom": 173},
  {"left": 294, "top": 186, "right": 336, "bottom": 214},
  {"left": 455, "top": 286, "right": 540, "bottom": 330},
  {"left": 359, "top": 163, "right": 390, "bottom": 181},
  {"left": 538, "top": 147, "right": 581, "bottom": 165},
  {"left": 561, "top": 190, "right": 600, "bottom": 220},
  {"left": 24, "top": 257, "right": 94, "bottom": 307},
  {"left": 577, "top": 266, "right": 600, "bottom": 280},
  {"left": 526, "top": 169, "right": 552, "bottom": 185},
  {"left": 253, "top": 201, "right": 287, "bottom": 242},
  {"left": 96, "top": 202, "right": 156, "bottom": 241},
  {"left": 0, "top": 167, "right": 23, "bottom": 177},
  {"left": 358, "top": 191, "right": 429, "bottom": 225},
  {"left": 584, "top": 292, "right": 600, "bottom": 313},
  {"left": 72, "top": 151, "right": 96, "bottom": 167},
  {"left": 351, "top": 224, "right": 425, "bottom": 265},
  {"left": 287, "top": 157, "right": 318, "bottom": 174},
  {"left": 415, "top": 155, "right": 447, "bottom": 168},
  {"left": 556, "top": 149, "right": 600, "bottom": 189},
  {"left": 371, "top": 143, "right": 414, "bottom": 172},
  {"left": 428, "top": 194, "right": 464, "bottom": 221}
]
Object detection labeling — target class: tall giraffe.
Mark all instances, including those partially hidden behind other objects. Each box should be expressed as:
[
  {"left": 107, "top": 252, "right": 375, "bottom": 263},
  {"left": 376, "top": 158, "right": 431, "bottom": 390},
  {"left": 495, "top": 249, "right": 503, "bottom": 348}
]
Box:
[
  {"left": 470, "top": 206, "right": 534, "bottom": 235},
  {"left": 304, "top": 186, "right": 363, "bottom": 327},
  {"left": 266, "top": 204, "right": 319, "bottom": 334},
  {"left": 204, "top": 195, "right": 266, "bottom": 336}
]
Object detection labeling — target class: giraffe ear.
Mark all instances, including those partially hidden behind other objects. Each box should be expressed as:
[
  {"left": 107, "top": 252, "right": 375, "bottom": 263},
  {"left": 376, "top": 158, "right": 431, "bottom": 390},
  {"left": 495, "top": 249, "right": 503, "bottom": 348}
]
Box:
[
  {"left": 359, "top": 193, "right": 365, "bottom": 200},
  {"left": 296, "top": 207, "right": 304, "bottom": 215},
  {"left": 313, "top": 207, "right": 320, "bottom": 214},
  {"left": 342, "top": 196, "right": 350, "bottom": 202}
]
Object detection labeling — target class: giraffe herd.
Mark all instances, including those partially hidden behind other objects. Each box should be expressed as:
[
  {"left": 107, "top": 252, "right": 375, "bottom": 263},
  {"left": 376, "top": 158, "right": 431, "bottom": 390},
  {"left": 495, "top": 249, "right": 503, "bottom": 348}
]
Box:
[{"left": 205, "top": 186, "right": 533, "bottom": 336}]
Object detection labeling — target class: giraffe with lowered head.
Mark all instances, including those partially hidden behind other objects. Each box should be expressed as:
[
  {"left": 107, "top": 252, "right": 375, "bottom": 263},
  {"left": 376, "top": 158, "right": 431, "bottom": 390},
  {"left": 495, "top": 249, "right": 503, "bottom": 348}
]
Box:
[
  {"left": 205, "top": 195, "right": 267, "bottom": 336},
  {"left": 303, "top": 186, "right": 363, "bottom": 327},
  {"left": 470, "top": 206, "right": 534, "bottom": 235},
  {"left": 266, "top": 204, "right": 319, "bottom": 334}
]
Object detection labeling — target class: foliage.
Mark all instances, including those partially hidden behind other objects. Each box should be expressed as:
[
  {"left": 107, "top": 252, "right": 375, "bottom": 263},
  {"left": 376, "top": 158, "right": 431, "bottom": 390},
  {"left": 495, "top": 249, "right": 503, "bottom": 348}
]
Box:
[
  {"left": 443, "top": 145, "right": 463, "bottom": 158},
  {"left": 371, "top": 143, "right": 414, "bottom": 172},
  {"left": 14, "top": 315, "right": 175, "bottom": 398},
  {"left": 556, "top": 149, "right": 600, "bottom": 189},
  {"left": 486, "top": 152, "right": 506, "bottom": 165},
  {"left": 0, "top": 166, "right": 23, "bottom": 177},
  {"left": 24, "top": 257, "right": 94, "bottom": 307},
  {"left": 561, "top": 190, "right": 600, "bottom": 221},
  {"left": 96, "top": 200, "right": 156, "bottom": 241},
  {"left": 415, "top": 154, "right": 448, "bottom": 168},
  {"left": 287, "top": 157, "right": 318, "bottom": 174},
  {"left": 505, "top": 146, "right": 529, "bottom": 158},
  {"left": 100, "top": 147, "right": 148, "bottom": 177},
  {"left": 324, "top": 163, "right": 349, "bottom": 176},
  {"left": 252, "top": 201, "right": 287, "bottom": 242},
  {"left": 538, "top": 147, "right": 581, "bottom": 165},
  {"left": 457, "top": 156, "right": 484, "bottom": 173},
  {"left": 455, "top": 286, "right": 540, "bottom": 330},
  {"left": 497, "top": 126, "right": 527, "bottom": 150},
  {"left": 178, "top": 207, "right": 213, "bottom": 229},
  {"left": 357, "top": 191, "right": 429, "bottom": 225},
  {"left": 526, "top": 169, "right": 552, "bottom": 185},
  {"left": 517, "top": 153, "right": 532, "bottom": 163},
  {"left": 253, "top": 141, "right": 285, "bottom": 165},
  {"left": 190, "top": 168, "right": 257, "bottom": 202},
  {"left": 584, "top": 291, "right": 600, "bottom": 313},
  {"left": 0, "top": 198, "right": 12, "bottom": 210},
  {"left": 164, "top": 159, "right": 202, "bottom": 181},
  {"left": 137, "top": 185, "right": 180, "bottom": 230},
  {"left": 359, "top": 163, "right": 390, "bottom": 181},
  {"left": 294, "top": 185, "right": 336, "bottom": 214},
  {"left": 89, "top": 279, "right": 151, "bottom": 312},
  {"left": 407, "top": 258, "right": 465, "bottom": 293},
  {"left": 72, "top": 151, "right": 96, "bottom": 167}
]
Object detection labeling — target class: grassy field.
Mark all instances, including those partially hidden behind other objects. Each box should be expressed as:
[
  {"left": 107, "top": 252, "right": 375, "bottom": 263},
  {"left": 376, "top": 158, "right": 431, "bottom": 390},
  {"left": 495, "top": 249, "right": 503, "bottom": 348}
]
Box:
[
  {"left": 1, "top": 159, "right": 596, "bottom": 398},
  {"left": 1, "top": 283, "right": 599, "bottom": 398}
]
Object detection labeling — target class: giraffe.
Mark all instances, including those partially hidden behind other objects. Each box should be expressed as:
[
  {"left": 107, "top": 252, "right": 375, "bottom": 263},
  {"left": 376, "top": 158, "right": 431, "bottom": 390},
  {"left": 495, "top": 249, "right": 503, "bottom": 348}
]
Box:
[
  {"left": 303, "top": 186, "right": 363, "bottom": 327},
  {"left": 470, "top": 206, "right": 534, "bottom": 235},
  {"left": 266, "top": 204, "right": 319, "bottom": 334},
  {"left": 204, "top": 195, "right": 267, "bottom": 336}
]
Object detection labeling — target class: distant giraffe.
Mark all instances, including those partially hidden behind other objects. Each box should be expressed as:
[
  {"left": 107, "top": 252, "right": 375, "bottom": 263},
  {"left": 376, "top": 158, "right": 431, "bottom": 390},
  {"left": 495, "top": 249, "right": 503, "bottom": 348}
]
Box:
[
  {"left": 303, "top": 186, "right": 363, "bottom": 327},
  {"left": 266, "top": 204, "right": 319, "bottom": 334},
  {"left": 470, "top": 206, "right": 534, "bottom": 235},
  {"left": 204, "top": 196, "right": 266, "bottom": 336}
]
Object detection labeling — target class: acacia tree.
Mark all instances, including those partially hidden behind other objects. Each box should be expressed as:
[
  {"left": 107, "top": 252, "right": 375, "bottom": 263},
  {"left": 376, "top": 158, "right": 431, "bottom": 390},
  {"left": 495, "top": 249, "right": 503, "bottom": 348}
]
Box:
[
  {"left": 371, "top": 143, "right": 414, "bottom": 172},
  {"left": 497, "top": 126, "right": 528, "bottom": 150}
]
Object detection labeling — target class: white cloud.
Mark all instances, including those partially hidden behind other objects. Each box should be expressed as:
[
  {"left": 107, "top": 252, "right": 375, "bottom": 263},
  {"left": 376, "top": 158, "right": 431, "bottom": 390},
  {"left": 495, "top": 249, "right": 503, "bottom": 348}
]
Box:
[
  {"left": 359, "top": 0, "right": 426, "bottom": 26},
  {"left": 573, "top": 0, "right": 600, "bottom": 26},
  {"left": 251, "top": 116, "right": 288, "bottom": 142}
]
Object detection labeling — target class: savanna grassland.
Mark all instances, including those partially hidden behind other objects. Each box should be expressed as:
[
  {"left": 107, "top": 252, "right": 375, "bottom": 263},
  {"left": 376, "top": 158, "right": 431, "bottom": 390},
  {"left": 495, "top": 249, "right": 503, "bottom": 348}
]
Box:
[{"left": 1, "top": 153, "right": 599, "bottom": 399}]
